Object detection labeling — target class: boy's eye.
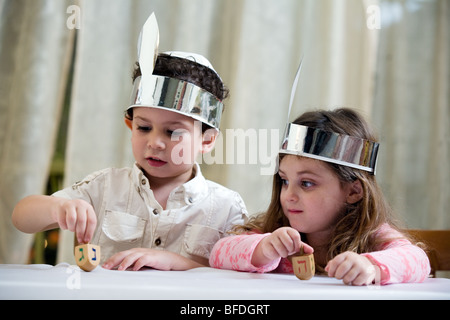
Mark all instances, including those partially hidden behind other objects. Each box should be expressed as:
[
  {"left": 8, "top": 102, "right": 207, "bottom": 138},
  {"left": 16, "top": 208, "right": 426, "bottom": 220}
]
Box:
[
  {"left": 168, "top": 128, "right": 188, "bottom": 138},
  {"left": 137, "top": 126, "right": 151, "bottom": 132}
]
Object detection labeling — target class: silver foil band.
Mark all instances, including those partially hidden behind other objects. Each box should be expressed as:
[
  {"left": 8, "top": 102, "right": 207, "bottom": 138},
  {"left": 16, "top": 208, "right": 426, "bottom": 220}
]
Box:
[
  {"left": 280, "top": 123, "right": 379, "bottom": 174},
  {"left": 129, "top": 75, "right": 223, "bottom": 130}
]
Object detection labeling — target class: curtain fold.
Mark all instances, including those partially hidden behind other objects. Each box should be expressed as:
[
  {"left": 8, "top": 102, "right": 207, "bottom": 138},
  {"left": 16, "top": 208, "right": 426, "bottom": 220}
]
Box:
[
  {"left": 372, "top": 0, "right": 449, "bottom": 229},
  {"left": 0, "top": 0, "right": 74, "bottom": 263}
]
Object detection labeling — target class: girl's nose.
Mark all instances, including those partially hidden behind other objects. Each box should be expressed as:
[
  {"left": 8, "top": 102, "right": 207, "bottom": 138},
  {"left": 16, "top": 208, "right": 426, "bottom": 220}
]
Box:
[{"left": 285, "top": 185, "right": 299, "bottom": 202}]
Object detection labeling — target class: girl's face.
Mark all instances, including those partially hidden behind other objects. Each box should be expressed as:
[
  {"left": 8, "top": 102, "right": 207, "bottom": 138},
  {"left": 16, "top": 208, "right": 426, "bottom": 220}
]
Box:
[
  {"left": 131, "top": 107, "right": 215, "bottom": 184},
  {"left": 279, "top": 155, "right": 357, "bottom": 238}
]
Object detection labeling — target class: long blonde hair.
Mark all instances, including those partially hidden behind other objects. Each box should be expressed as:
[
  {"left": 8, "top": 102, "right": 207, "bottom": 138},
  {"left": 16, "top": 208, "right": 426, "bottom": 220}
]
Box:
[{"left": 238, "top": 108, "right": 408, "bottom": 269}]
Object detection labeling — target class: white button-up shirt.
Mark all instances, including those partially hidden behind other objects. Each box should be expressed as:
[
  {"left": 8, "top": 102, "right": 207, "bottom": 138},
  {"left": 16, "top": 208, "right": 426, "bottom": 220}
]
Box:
[{"left": 53, "top": 163, "right": 248, "bottom": 265}]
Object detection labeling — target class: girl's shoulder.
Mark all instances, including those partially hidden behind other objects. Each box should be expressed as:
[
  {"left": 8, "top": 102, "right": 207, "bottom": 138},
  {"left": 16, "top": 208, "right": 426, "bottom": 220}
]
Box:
[{"left": 373, "top": 223, "right": 412, "bottom": 249}]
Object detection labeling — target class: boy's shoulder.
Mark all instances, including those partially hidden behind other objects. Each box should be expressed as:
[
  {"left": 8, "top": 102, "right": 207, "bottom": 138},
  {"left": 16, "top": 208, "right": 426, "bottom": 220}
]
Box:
[
  {"left": 70, "top": 167, "right": 134, "bottom": 188},
  {"left": 202, "top": 179, "right": 248, "bottom": 214},
  {"left": 203, "top": 179, "right": 244, "bottom": 201}
]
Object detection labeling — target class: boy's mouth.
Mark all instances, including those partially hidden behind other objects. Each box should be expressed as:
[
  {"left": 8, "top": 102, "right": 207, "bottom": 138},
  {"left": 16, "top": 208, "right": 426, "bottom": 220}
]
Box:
[{"left": 146, "top": 157, "right": 167, "bottom": 167}]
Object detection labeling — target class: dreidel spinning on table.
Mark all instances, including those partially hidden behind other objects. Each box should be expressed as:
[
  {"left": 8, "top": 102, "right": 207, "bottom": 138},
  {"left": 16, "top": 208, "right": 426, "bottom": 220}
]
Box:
[
  {"left": 74, "top": 244, "right": 101, "bottom": 272},
  {"left": 289, "top": 246, "right": 315, "bottom": 280}
]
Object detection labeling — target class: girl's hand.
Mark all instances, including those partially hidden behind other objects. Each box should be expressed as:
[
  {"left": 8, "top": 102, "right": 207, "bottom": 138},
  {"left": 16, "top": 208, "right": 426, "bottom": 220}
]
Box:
[
  {"left": 102, "top": 248, "right": 205, "bottom": 271},
  {"left": 325, "top": 251, "right": 378, "bottom": 286},
  {"left": 53, "top": 198, "right": 97, "bottom": 244},
  {"left": 251, "top": 227, "right": 314, "bottom": 267}
]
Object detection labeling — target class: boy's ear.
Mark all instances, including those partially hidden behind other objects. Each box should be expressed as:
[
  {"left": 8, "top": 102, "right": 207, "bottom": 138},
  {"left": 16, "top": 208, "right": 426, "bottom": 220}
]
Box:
[
  {"left": 346, "top": 179, "right": 363, "bottom": 204},
  {"left": 124, "top": 118, "right": 132, "bottom": 130},
  {"left": 201, "top": 129, "right": 218, "bottom": 154}
]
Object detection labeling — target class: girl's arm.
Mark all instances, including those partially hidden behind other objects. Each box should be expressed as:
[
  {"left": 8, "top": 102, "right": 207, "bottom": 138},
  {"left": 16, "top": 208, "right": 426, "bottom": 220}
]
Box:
[
  {"left": 360, "top": 224, "right": 431, "bottom": 284},
  {"left": 251, "top": 227, "right": 313, "bottom": 267},
  {"left": 326, "top": 225, "right": 431, "bottom": 285},
  {"left": 12, "top": 195, "right": 97, "bottom": 244},
  {"left": 209, "top": 227, "right": 313, "bottom": 273},
  {"left": 209, "top": 233, "right": 280, "bottom": 272},
  {"left": 361, "top": 240, "right": 431, "bottom": 284}
]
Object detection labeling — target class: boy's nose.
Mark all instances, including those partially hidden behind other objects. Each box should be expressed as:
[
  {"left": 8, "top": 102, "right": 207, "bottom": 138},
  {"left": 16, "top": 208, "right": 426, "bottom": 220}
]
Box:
[{"left": 147, "top": 132, "right": 165, "bottom": 150}]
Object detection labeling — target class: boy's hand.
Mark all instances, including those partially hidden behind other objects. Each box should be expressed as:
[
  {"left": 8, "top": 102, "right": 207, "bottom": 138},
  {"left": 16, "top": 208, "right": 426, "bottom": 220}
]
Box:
[
  {"left": 251, "top": 227, "right": 314, "bottom": 267},
  {"left": 325, "top": 251, "right": 378, "bottom": 286},
  {"left": 102, "top": 248, "right": 205, "bottom": 271},
  {"left": 54, "top": 199, "right": 97, "bottom": 244}
]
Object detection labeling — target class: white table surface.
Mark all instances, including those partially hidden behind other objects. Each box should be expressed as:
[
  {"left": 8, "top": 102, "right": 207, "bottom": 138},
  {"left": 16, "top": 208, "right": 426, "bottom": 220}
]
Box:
[{"left": 0, "top": 263, "right": 449, "bottom": 300}]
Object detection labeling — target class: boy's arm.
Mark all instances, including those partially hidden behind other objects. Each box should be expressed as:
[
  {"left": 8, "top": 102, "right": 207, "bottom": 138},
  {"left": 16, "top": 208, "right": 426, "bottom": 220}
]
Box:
[
  {"left": 12, "top": 195, "right": 63, "bottom": 233},
  {"left": 12, "top": 195, "right": 97, "bottom": 244},
  {"left": 103, "top": 248, "right": 207, "bottom": 271}
]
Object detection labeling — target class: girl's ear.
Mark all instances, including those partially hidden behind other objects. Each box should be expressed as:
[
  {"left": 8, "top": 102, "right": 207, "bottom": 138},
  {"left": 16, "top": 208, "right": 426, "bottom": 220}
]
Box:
[
  {"left": 346, "top": 179, "right": 363, "bottom": 204},
  {"left": 201, "top": 129, "right": 218, "bottom": 154},
  {"left": 124, "top": 118, "right": 132, "bottom": 130}
]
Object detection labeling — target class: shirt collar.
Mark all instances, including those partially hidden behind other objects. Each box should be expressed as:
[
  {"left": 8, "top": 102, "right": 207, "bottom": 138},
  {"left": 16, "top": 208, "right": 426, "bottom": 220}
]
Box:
[{"left": 132, "top": 162, "right": 208, "bottom": 205}]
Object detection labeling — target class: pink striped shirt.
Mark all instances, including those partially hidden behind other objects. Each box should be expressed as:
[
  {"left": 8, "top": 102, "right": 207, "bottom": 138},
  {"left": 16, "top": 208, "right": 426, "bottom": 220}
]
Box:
[{"left": 209, "top": 224, "right": 431, "bottom": 285}]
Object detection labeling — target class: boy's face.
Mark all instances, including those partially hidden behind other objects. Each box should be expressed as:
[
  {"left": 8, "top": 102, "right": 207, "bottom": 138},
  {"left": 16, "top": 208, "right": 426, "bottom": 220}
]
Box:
[{"left": 131, "top": 107, "right": 216, "bottom": 183}]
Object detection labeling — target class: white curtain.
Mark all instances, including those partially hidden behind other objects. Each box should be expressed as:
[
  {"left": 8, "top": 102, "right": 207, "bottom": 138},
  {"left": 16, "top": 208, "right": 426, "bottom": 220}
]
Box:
[
  {"left": 0, "top": 0, "right": 74, "bottom": 263},
  {"left": 0, "top": 0, "right": 448, "bottom": 264},
  {"left": 373, "top": 0, "right": 449, "bottom": 229}
]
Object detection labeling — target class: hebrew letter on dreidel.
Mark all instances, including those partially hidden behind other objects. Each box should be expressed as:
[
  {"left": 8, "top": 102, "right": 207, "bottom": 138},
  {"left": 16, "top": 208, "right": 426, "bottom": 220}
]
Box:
[
  {"left": 290, "top": 254, "right": 315, "bottom": 280},
  {"left": 74, "top": 244, "right": 101, "bottom": 272}
]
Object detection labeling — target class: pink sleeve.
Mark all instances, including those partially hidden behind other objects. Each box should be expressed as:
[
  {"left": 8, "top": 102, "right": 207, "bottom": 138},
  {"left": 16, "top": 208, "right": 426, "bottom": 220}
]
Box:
[
  {"left": 209, "top": 233, "right": 281, "bottom": 273},
  {"left": 362, "top": 224, "right": 431, "bottom": 285}
]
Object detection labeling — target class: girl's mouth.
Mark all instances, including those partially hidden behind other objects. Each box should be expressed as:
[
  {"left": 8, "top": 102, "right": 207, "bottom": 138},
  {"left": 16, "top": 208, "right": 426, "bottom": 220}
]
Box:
[
  {"left": 146, "top": 157, "right": 167, "bottom": 167},
  {"left": 287, "top": 209, "right": 304, "bottom": 215}
]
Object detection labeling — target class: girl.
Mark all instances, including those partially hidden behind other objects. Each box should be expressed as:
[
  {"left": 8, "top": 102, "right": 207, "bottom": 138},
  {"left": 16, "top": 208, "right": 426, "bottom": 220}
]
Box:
[{"left": 210, "top": 108, "right": 430, "bottom": 285}]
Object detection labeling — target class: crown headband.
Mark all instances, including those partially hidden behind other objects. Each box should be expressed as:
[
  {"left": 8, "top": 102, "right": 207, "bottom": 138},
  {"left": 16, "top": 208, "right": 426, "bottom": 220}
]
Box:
[
  {"left": 129, "top": 75, "right": 223, "bottom": 129},
  {"left": 280, "top": 123, "right": 379, "bottom": 174},
  {"left": 127, "top": 13, "right": 223, "bottom": 130},
  {"left": 280, "top": 57, "right": 379, "bottom": 174}
]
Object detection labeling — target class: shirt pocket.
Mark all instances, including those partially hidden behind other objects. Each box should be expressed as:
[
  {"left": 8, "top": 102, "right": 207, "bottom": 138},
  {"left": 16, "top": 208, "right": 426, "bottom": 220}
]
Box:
[
  {"left": 183, "top": 224, "right": 223, "bottom": 259},
  {"left": 100, "top": 210, "right": 146, "bottom": 248}
]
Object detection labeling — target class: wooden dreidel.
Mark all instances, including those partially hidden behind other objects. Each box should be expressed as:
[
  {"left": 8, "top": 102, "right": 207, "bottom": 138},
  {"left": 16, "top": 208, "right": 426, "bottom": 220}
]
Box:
[
  {"left": 289, "top": 247, "right": 315, "bottom": 280},
  {"left": 74, "top": 244, "right": 100, "bottom": 272}
]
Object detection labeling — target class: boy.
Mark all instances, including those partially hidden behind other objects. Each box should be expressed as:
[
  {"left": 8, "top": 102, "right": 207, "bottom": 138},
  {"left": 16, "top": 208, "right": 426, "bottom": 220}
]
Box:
[{"left": 12, "top": 15, "right": 247, "bottom": 270}]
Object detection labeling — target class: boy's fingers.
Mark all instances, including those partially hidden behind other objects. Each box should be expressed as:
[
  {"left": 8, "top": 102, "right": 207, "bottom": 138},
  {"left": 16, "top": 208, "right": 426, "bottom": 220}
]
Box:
[
  {"left": 83, "top": 208, "right": 97, "bottom": 243},
  {"left": 65, "top": 207, "right": 78, "bottom": 232},
  {"left": 75, "top": 210, "right": 87, "bottom": 244},
  {"left": 103, "top": 250, "right": 129, "bottom": 269}
]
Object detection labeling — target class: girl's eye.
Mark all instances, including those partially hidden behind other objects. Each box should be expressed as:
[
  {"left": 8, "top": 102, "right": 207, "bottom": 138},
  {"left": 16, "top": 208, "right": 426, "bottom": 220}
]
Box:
[
  {"left": 280, "top": 178, "right": 289, "bottom": 186},
  {"left": 301, "top": 180, "right": 315, "bottom": 188}
]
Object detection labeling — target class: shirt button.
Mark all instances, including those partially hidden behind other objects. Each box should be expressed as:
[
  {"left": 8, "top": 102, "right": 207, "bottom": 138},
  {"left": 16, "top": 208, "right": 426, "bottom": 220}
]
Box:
[
  {"left": 153, "top": 208, "right": 159, "bottom": 215},
  {"left": 141, "top": 179, "right": 146, "bottom": 185},
  {"left": 188, "top": 197, "right": 193, "bottom": 203},
  {"left": 154, "top": 238, "right": 161, "bottom": 246}
]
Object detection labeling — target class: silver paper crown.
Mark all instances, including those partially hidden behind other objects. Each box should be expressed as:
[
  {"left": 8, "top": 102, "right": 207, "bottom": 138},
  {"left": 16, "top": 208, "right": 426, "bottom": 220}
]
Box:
[
  {"left": 127, "top": 13, "right": 224, "bottom": 130},
  {"left": 279, "top": 58, "right": 379, "bottom": 174},
  {"left": 280, "top": 123, "right": 379, "bottom": 174},
  {"left": 129, "top": 75, "right": 223, "bottom": 129}
]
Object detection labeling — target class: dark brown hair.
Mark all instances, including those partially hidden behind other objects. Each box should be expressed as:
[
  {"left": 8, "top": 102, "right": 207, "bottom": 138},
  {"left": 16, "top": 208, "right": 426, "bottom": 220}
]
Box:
[{"left": 132, "top": 53, "right": 229, "bottom": 101}]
